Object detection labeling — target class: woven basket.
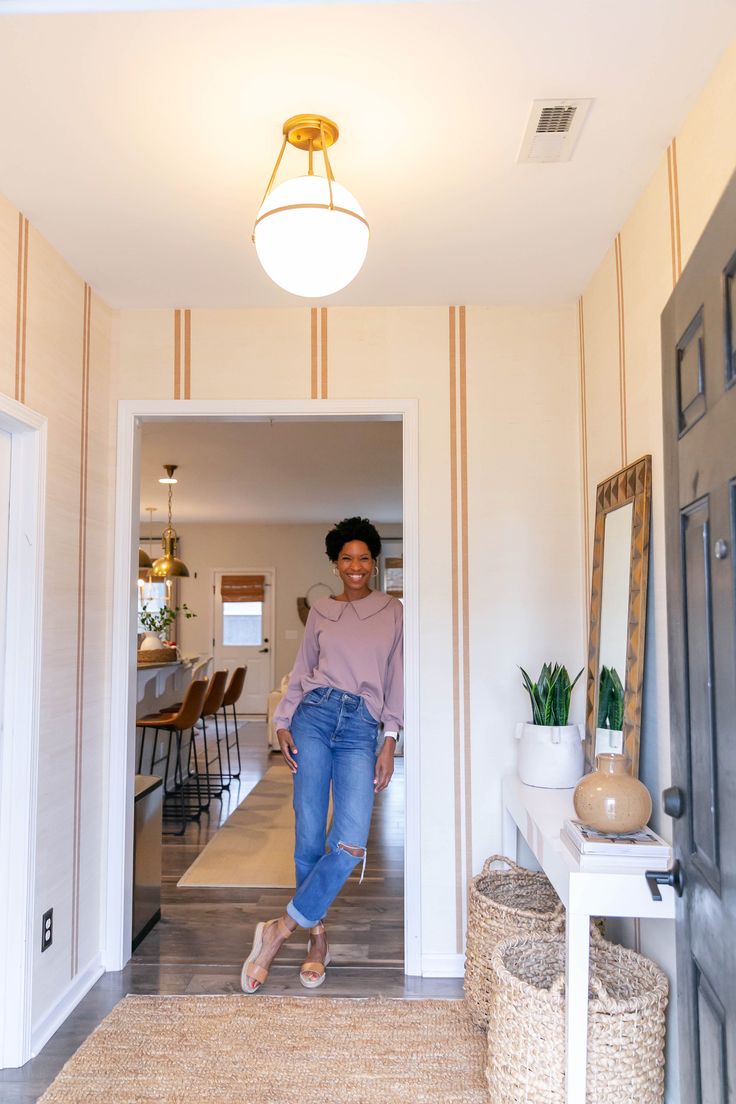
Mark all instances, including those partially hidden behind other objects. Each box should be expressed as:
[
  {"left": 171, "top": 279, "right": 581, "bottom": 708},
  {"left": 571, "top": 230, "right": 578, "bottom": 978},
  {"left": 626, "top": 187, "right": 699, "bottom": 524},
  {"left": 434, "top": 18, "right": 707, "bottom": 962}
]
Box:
[
  {"left": 464, "top": 855, "right": 564, "bottom": 1029},
  {"left": 485, "top": 934, "right": 669, "bottom": 1104},
  {"left": 137, "top": 647, "right": 178, "bottom": 665}
]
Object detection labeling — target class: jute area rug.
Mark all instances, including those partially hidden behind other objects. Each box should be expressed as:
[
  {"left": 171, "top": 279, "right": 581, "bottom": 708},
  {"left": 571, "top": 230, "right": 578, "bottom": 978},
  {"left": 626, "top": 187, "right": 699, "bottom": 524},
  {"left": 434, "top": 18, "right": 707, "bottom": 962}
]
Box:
[
  {"left": 178, "top": 763, "right": 298, "bottom": 888},
  {"left": 39, "top": 995, "right": 489, "bottom": 1103}
]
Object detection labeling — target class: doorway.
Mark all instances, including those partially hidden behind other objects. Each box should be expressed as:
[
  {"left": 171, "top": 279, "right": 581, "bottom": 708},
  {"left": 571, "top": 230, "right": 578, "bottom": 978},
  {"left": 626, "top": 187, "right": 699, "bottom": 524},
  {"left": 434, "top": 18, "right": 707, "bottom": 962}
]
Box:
[
  {"left": 106, "top": 399, "right": 420, "bottom": 978},
  {"left": 0, "top": 395, "right": 46, "bottom": 1069}
]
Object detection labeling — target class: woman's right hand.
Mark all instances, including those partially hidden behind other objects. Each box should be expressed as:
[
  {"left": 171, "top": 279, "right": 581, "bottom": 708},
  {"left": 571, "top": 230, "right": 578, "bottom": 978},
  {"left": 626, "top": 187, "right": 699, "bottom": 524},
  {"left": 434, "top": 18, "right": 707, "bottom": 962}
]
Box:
[{"left": 277, "top": 728, "right": 298, "bottom": 773}]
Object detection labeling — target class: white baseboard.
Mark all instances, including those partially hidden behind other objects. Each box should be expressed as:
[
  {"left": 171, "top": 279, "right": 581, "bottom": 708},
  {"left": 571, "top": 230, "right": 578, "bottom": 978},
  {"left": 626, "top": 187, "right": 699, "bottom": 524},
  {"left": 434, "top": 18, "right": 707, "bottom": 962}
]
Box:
[
  {"left": 421, "top": 953, "right": 465, "bottom": 978},
  {"left": 31, "top": 955, "right": 104, "bottom": 1058}
]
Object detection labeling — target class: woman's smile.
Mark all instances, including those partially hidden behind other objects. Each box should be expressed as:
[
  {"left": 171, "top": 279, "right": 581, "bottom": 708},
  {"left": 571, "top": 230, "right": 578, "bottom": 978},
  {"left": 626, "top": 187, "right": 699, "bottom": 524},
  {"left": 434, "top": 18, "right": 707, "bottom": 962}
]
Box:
[{"left": 336, "top": 540, "right": 375, "bottom": 599}]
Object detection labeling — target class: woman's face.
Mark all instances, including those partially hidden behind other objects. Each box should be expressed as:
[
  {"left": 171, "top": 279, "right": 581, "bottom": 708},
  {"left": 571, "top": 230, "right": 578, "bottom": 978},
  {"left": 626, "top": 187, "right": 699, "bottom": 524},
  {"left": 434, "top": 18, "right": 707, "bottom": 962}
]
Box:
[{"left": 335, "top": 540, "right": 375, "bottom": 598}]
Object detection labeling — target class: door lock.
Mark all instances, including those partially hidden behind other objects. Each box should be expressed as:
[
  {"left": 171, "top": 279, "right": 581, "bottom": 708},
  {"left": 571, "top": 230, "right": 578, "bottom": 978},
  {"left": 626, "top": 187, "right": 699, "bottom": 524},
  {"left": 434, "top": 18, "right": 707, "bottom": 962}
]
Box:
[
  {"left": 645, "top": 860, "right": 684, "bottom": 901},
  {"left": 714, "top": 538, "right": 729, "bottom": 560},
  {"left": 662, "top": 785, "right": 686, "bottom": 819}
]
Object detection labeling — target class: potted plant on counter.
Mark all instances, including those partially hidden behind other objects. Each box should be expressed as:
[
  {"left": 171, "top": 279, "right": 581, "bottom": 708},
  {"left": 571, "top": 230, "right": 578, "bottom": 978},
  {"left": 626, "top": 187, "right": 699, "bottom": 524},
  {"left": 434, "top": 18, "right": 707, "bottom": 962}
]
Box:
[
  {"left": 515, "top": 661, "right": 584, "bottom": 788},
  {"left": 139, "top": 603, "right": 196, "bottom": 652}
]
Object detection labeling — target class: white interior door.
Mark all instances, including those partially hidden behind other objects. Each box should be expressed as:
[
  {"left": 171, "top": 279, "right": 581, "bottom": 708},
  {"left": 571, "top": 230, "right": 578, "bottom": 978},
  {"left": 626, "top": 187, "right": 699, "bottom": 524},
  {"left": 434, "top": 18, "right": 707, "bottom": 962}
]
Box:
[
  {"left": 0, "top": 430, "right": 11, "bottom": 716},
  {"left": 212, "top": 568, "right": 274, "bottom": 714}
]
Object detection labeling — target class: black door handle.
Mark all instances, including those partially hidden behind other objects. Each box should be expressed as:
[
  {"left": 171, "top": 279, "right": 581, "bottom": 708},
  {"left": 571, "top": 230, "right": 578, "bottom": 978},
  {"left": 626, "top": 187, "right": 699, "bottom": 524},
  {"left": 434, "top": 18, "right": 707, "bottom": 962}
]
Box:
[
  {"left": 662, "top": 786, "right": 686, "bottom": 819},
  {"left": 645, "top": 860, "right": 684, "bottom": 901},
  {"left": 259, "top": 647, "right": 269, "bottom": 653}
]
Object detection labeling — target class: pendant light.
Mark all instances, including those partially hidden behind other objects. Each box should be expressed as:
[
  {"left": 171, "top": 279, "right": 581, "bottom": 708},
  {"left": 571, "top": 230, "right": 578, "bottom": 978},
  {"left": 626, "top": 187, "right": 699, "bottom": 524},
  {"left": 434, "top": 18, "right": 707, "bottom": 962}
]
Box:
[
  {"left": 151, "top": 465, "right": 190, "bottom": 579},
  {"left": 253, "top": 115, "right": 369, "bottom": 298}
]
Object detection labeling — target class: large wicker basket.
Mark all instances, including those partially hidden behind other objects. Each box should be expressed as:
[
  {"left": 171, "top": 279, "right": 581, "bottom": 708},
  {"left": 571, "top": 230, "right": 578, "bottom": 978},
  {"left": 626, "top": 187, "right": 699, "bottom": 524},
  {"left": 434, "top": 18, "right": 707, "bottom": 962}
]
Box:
[
  {"left": 485, "top": 934, "right": 669, "bottom": 1104},
  {"left": 464, "top": 855, "right": 564, "bottom": 1029}
]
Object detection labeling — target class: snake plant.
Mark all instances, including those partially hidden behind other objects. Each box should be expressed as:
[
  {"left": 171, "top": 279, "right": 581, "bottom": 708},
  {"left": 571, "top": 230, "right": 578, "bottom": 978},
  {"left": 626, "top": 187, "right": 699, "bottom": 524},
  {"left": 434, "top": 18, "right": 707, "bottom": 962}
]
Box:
[
  {"left": 520, "top": 662, "right": 583, "bottom": 727},
  {"left": 597, "top": 665, "right": 624, "bottom": 730}
]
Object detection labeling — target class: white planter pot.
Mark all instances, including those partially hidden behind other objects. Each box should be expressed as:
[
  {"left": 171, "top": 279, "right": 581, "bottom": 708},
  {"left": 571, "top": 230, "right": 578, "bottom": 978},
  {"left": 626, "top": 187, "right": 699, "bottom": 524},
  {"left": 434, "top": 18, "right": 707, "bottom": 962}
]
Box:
[
  {"left": 595, "top": 726, "right": 623, "bottom": 756},
  {"left": 139, "top": 631, "right": 163, "bottom": 651},
  {"left": 515, "top": 722, "right": 585, "bottom": 789}
]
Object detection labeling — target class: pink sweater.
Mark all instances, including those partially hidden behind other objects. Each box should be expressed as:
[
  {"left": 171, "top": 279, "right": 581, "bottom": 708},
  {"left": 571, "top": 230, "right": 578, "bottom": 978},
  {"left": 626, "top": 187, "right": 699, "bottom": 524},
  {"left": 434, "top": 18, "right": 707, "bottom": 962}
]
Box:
[{"left": 273, "top": 591, "right": 404, "bottom": 732}]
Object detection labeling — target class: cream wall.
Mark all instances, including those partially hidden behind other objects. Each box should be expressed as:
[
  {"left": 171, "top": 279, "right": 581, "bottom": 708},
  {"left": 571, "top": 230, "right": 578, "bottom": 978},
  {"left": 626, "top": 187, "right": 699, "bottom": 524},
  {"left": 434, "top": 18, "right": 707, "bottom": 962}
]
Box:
[
  {"left": 118, "top": 302, "right": 583, "bottom": 965},
  {"left": 0, "top": 184, "right": 583, "bottom": 1040},
  {"left": 171, "top": 521, "right": 402, "bottom": 683},
  {"left": 0, "top": 193, "right": 114, "bottom": 1035},
  {"left": 578, "top": 37, "right": 736, "bottom": 1104}
]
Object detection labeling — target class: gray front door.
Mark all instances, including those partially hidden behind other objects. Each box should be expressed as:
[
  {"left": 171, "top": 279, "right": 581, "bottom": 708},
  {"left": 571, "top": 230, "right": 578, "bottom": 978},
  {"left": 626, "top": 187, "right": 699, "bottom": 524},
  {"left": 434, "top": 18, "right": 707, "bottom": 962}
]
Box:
[{"left": 662, "top": 171, "right": 736, "bottom": 1102}]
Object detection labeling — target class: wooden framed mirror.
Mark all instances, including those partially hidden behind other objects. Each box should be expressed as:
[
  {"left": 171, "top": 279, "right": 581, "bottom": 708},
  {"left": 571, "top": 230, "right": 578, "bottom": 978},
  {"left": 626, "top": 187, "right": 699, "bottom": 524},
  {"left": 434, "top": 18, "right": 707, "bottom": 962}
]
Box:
[{"left": 585, "top": 454, "right": 652, "bottom": 776}]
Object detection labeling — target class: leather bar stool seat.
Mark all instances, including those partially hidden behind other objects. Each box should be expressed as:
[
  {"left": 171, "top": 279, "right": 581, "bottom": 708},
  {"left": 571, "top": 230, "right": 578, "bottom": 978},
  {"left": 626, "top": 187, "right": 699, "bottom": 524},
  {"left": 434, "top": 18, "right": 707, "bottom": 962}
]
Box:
[{"left": 137, "top": 678, "right": 208, "bottom": 834}]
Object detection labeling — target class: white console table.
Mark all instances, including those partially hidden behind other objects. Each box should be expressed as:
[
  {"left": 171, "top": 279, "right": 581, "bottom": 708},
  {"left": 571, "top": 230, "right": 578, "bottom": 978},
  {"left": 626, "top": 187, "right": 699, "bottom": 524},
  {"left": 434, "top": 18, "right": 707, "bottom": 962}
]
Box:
[{"left": 502, "top": 774, "right": 675, "bottom": 1104}]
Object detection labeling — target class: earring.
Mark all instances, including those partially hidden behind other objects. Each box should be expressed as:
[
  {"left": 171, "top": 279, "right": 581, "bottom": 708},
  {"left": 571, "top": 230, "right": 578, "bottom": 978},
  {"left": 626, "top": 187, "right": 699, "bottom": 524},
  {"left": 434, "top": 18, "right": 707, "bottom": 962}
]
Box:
[
  {"left": 372, "top": 564, "right": 379, "bottom": 577},
  {"left": 332, "top": 565, "right": 339, "bottom": 576}
]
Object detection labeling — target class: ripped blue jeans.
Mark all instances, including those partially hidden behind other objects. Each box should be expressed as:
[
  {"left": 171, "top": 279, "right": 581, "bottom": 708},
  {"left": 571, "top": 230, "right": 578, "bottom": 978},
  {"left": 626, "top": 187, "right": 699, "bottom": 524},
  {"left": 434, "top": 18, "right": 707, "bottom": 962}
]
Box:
[{"left": 286, "top": 686, "right": 378, "bottom": 928}]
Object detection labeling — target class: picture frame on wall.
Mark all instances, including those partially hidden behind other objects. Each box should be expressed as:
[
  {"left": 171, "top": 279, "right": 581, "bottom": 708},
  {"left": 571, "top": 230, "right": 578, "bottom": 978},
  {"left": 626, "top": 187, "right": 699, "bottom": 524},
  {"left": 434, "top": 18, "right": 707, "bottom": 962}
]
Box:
[{"left": 379, "top": 537, "right": 403, "bottom": 600}]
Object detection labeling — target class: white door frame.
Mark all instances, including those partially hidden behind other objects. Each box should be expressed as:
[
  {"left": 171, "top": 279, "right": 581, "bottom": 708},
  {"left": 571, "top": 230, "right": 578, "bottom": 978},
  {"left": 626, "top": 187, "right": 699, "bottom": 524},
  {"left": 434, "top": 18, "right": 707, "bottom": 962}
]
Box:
[
  {"left": 106, "top": 398, "right": 421, "bottom": 975},
  {"left": 211, "top": 566, "right": 275, "bottom": 715},
  {"left": 0, "top": 395, "right": 47, "bottom": 1068}
]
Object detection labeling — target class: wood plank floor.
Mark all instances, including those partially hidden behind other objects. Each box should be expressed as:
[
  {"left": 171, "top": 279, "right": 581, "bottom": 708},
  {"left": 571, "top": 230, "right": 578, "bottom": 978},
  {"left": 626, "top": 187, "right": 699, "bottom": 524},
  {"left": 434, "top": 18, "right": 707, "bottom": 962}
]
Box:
[{"left": 2, "top": 721, "right": 462, "bottom": 1102}]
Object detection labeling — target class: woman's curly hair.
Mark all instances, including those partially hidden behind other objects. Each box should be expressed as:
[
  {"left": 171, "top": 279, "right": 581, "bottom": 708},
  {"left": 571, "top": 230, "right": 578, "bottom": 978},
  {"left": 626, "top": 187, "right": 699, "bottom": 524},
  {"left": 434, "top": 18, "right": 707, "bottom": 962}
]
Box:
[{"left": 325, "top": 516, "right": 381, "bottom": 562}]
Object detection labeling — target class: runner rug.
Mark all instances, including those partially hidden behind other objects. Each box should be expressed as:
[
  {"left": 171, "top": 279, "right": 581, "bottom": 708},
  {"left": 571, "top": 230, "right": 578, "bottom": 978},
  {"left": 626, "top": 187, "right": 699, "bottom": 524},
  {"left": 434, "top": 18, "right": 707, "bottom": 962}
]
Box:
[
  {"left": 178, "top": 762, "right": 296, "bottom": 888},
  {"left": 38, "top": 995, "right": 489, "bottom": 1103}
]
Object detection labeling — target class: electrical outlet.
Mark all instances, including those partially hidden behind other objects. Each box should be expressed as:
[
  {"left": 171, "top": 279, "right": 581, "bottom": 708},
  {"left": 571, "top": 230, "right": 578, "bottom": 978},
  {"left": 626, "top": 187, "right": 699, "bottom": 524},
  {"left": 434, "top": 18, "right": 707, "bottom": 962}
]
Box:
[{"left": 41, "top": 908, "right": 53, "bottom": 952}]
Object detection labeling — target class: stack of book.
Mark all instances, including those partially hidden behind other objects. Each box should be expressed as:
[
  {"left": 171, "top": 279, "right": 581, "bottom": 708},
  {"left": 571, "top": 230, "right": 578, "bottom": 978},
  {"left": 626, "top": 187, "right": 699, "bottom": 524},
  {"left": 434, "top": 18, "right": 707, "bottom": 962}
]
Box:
[{"left": 561, "top": 818, "right": 672, "bottom": 871}]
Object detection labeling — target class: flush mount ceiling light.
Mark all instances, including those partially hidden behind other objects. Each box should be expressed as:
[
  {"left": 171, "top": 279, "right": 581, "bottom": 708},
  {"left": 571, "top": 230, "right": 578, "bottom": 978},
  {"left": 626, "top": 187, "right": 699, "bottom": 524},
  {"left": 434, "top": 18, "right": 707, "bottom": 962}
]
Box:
[
  {"left": 253, "top": 114, "right": 370, "bottom": 298},
  {"left": 151, "top": 465, "right": 190, "bottom": 579}
]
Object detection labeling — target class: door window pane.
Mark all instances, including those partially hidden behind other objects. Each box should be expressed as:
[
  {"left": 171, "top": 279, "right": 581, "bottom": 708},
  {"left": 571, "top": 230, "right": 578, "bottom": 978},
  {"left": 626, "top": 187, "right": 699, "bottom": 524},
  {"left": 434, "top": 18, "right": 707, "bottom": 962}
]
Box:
[{"left": 222, "top": 600, "right": 262, "bottom": 645}]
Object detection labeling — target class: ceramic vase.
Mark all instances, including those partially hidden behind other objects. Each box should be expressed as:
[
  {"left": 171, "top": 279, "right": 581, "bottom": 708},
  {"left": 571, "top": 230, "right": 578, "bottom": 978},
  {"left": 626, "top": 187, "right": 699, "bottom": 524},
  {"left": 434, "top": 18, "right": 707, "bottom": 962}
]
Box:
[
  {"left": 515, "top": 722, "right": 585, "bottom": 789},
  {"left": 139, "top": 631, "right": 163, "bottom": 651},
  {"left": 573, "top": 752, "right": 652, "bottom": 833}
]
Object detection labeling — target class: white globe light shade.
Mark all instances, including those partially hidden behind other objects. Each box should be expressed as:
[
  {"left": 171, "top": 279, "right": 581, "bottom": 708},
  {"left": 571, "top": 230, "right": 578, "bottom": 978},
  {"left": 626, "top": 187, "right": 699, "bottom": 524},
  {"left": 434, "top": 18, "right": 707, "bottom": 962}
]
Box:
[{"left": 254, "top": 175, "right": 369, "bottom": 297}]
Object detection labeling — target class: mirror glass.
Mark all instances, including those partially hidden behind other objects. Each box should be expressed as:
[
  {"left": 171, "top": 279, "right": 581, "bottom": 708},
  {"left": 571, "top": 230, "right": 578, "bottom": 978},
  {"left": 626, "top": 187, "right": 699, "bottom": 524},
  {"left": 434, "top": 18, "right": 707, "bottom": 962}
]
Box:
[
  {"left": 585, "top": 455, "right": 651, "bottom": 776},
  {"left": 595, "top": 502, "right": 632, "bottom": 756}
]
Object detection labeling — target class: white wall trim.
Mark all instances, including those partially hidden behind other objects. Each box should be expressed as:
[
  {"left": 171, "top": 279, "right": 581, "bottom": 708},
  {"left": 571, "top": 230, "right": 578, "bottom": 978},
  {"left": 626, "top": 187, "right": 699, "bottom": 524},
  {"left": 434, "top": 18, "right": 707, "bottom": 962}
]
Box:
[
  {"left": 30, "top": 955, "right": 104, "bottom": 1059},
  {"left": 0, "top": 394, "right": 47, "bottom": 1069},
  {"left": 420, "top": 953, "right": 465, "bottom": 978},
  {"left": 106, "top": 398, "right": 422, "bottom": 976}
]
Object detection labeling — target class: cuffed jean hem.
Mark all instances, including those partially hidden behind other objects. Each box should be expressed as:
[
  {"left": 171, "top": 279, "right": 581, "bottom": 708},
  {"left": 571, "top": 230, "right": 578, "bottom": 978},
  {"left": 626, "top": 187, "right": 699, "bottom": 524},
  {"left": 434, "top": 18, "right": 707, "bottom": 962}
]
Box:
[{"left": 286, "top": 900, "right": 322, "bottom": 929}]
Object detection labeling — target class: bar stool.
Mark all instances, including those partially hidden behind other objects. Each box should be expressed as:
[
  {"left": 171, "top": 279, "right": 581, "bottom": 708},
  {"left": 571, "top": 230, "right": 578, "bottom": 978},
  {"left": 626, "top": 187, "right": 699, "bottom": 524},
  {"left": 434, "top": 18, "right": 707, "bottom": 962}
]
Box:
[
  {"left": 193, "top": 669, "right": 229, "bottom": 796},
  {"left": 220, "top": 666, "right": 247, "bottom": 779},
  {"left": 136, "top": 678, "right": 208, "bottom": 835}
]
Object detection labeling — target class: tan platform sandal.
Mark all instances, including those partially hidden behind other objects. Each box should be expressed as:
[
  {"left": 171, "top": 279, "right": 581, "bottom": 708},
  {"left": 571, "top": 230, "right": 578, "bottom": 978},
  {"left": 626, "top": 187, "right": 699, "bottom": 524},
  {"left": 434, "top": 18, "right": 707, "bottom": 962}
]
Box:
[
  {"left": 299, "top": 922, "right": 331, "bottom": 989},
  {"left": 241, "top": 916, "right": 293, "bottom": 994}
]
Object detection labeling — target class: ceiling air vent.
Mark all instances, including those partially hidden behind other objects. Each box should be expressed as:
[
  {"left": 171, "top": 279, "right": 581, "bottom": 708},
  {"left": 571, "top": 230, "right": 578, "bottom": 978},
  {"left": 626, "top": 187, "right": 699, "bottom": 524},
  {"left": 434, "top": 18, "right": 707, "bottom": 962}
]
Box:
[{"left": 517, "top": 99, "right": 593, "bottom": 163}]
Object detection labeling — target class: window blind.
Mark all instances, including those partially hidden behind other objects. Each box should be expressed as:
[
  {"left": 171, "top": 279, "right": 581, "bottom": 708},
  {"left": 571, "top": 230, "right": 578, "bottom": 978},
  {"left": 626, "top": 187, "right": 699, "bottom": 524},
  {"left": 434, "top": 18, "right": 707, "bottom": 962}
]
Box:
[{"left": 220, "top": 574, "right": 266, "bottom": 602}]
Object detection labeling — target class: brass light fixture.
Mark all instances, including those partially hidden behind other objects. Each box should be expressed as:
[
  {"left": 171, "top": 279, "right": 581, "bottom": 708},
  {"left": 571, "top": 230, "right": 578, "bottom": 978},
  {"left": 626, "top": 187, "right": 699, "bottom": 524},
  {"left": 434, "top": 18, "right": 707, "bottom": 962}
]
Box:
[
  {"left": 253, "top": 114, "right": 369, "bottom": 298},
  {"left": 151, "top": 465, "right": 190, "bottom": 579}
]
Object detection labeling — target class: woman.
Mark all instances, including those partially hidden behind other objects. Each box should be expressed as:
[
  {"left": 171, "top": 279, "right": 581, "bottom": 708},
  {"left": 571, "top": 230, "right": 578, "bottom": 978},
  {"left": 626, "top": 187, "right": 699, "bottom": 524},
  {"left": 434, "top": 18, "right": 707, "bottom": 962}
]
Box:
[{"left": 241, "top": 516, "right": 403, "bottom": 993}]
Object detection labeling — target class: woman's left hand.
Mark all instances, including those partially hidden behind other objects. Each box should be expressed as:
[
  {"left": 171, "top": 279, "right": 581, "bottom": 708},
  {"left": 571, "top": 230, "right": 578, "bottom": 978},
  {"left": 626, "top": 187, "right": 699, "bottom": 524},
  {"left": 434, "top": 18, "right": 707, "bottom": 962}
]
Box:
[{"left": 374, "top": 740, "right": 395, "bottom": 793}]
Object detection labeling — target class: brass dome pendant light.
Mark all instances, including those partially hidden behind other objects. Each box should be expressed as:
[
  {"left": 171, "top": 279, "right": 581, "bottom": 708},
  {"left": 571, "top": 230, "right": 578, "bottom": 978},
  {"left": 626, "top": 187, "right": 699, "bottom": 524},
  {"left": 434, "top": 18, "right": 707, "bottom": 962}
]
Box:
[
  {"left": 138, "top": 545, "right": 153, "bottom": 569},
  {"left": 151, "top": 465, "right": 190, "bottom": 579},
  {"left": 253, "top": 114, "right": 370, "bottom": 298}
]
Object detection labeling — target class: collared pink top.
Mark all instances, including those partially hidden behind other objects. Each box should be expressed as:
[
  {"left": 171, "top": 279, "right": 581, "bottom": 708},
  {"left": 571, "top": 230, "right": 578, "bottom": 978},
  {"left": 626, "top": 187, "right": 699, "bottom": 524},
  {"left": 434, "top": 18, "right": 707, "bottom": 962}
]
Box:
[{"left": 273, "top": 590, "right": 404, "bottom": 732}]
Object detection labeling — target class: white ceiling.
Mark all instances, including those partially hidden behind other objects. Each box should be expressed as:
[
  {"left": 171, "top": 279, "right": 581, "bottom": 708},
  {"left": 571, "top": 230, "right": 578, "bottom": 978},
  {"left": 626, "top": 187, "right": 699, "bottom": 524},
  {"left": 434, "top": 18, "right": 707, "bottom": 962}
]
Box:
[
  {"left": 139, "top": 418, "right": 403, "bottom": 524},
  {"left": 1, "top": 2, "right": 735, "bottom": 308}
]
